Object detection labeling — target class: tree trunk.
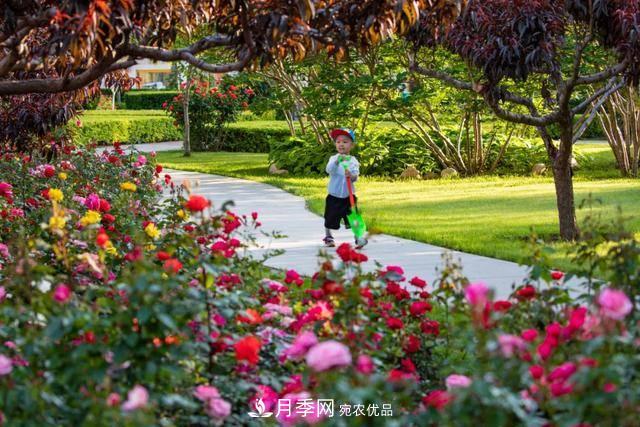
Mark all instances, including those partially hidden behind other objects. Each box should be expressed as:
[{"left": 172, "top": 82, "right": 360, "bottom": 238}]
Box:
[
  {"left": 183, "top": 79, "right": 191, "bottom": 157},
  {"left": 553, "top": 122, "right": 579, "bottom": 240}
]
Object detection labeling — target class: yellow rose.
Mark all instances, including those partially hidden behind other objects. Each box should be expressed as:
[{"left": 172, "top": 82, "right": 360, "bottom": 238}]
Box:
[
  {"left": 58, "top": 172, "right": 67, "bottom": 180},
  {"left": 80, "top": 210, "right": 101, "bottom": 227},
  {"left": 120, "top": 182, "right": 137, "bottom": 192},
  {"left": 145, "top": 223, "right": 160, "bottom": 239},
  {"left": 177, "top": 209, "right": 187, "bottom": 219},
  {"left": 105, "top": 243, "right": 118, "bottom": 256},
  {"left": 48, "top": 188, "right": 64, "bottom": 202},
  {"left": 49, "top": 215, "right": 66, "bottom": 230}
]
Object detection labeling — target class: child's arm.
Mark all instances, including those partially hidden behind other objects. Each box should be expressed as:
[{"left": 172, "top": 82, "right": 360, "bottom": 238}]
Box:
[
  {"left": 348, "top": 158, "right": 360, "bottom": 182},
  {"left": 325, "top": 154, "right": 341, "bottom": 175}
]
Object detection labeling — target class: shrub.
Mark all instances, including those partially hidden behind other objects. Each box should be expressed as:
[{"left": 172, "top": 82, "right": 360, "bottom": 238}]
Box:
[
  {"left": 122, "top": 90, "right": 180, "bottom": 110},
  {"left": 269, "top": 128, "right": 438, "bottom": 176},
  {"left": 163, "top": 81, "right": 254, "bottom": 151},
  {"left": 69, "top": 112, "right": 181, "bottom": 145},
  {"left": 222, "top": 121, "right": 293, "bottom": 153}
]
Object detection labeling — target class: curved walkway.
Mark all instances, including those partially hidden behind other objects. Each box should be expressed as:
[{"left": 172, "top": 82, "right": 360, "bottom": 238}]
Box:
[{"left": 166, "top": 168, "right": 532, "bottom": 298}]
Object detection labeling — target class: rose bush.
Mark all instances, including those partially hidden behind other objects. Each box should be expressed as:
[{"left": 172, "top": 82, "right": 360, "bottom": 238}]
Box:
[
  {"left": 0, "top": 143, "right": 638, "bottom": 426},
  {"left": 163, "top": 80, "right": 254, "bottom": 152}
]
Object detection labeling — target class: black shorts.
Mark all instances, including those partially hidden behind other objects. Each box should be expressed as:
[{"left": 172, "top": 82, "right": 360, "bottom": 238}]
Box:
[{"left": 324, "top": 194, "right": 357, "bottom": 230}]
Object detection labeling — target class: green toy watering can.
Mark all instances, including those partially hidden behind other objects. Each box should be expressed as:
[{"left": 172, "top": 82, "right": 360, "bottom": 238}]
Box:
[{"left": 338, "top": 155, "right": 367, "bottom": 240}]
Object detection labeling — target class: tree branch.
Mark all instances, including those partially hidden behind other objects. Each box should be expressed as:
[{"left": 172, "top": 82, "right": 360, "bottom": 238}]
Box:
[
  {"left": 575, "top": 60, "right": 628, "bottom": 86},
  {"left": 571, "top": 77, "right": 621, "bottom": 115},
  {"left": 411, "top": 62, "right": 559, "bottom": 126},
  {"left": 0, "top": 56, "right": 123, "bottom": 95},
  {"left": 572, "top": 79, "right": 625, "bottom": 143}
]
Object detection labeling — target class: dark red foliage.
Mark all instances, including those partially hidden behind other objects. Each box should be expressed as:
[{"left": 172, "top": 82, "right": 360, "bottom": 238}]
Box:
[
  {"left": 568, "top": 0, "right": 640, "bottom": 84},
  {"left": 445, "top": 0, "right": 565, "bottom": 83}
]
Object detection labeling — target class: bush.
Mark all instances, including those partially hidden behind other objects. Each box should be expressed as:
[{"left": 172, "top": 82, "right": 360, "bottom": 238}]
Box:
[
  {"left": 0, "top": 144, "right": 638, "bottom": 425},
  {"left": 269, "top": 128, "right": 438, "bottom": 176},
  {"left": 163, "top": 81, "right": 253, "bottom": 151},
  {"left": 69, "top": 111, "right": 182, "bottom": 145},
  {"left": 122, "top": 90, "right": 180, "bottom": 110},
  {"left": 222, "top": 121, "right": 293, "bottom": 153}
]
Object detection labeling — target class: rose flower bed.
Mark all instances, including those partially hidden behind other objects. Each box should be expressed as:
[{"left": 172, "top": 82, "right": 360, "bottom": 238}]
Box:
[{"left": 0, "top": 144, "right": 638, "bottom": 426}]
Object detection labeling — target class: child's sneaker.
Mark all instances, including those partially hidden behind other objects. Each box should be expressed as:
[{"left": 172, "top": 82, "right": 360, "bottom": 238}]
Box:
[
  {"left": 355, "top": 237, "right": 368, "bottom": 249},
  {"left": 323, "top": 236, "right": 336, "bottom": 247}
]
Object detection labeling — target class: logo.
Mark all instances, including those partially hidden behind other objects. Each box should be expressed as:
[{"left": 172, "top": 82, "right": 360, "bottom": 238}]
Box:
[{"left": 248, "top": 398, "right": 273, "bottom": 418}]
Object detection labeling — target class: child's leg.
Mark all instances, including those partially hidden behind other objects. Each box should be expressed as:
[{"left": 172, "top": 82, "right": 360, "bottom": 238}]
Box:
[{"left": 323, "top": 195, "right": 339, "bottom": 247}]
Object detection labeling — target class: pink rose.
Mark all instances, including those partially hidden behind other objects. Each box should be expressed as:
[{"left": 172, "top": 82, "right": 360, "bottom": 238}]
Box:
[
  {"left": 84, "top": 193, "right": 100, "bottom": 210},
  {"left": 597, "top": 288, "right": 632, "bottom": 320},
  {"left": 445, "top": 374, "right": 472, "bottom": 389},
  {"left": 106, "top": 393, "right": 121, "bottom": 407},
  {"left": 206, "top": 397, "right": 231, "bottom": 420},
  {"left": 277, "top": 392, "right": 323, "bottom": 426},
  {"left": 521, "top": 329, "right": 538, "bottom": 342},
  {"left": 548, "top": 362, "right": 577, "bottom": 383},
  {"left": 251, "top": 385, "right": 278, "bottom": 412},
  {"left": 306, "top": 341, "right": 352, "bottom": 372},
  {"left": 497, "top": 334, "right": 526, "bottom": 358},
  {"left": 0, "top": 287, "right": 6, "bottom": 302},
  {"left": 0, "top": 243, "right": 9, "bottom": 259},
  {"left": 0, "top": 355, "right": 12, "bottom": 375},
  {"left": 283, "top": 330, "right": 318, "bottom": 360},
  {"left": 356, "top": 355, "right": 374, "bottom": 374},
  {"left": 194, "top": 385, "right": 220, "bottom": 402},
  {"left": 53, "top": 284, "right": 71, "bottom": 303},
  {"left": 121, "top": 385, "right": 149, "bottom": 411},
  {"left": 464, "top": 282, "right": 489, "bottom": 307}
]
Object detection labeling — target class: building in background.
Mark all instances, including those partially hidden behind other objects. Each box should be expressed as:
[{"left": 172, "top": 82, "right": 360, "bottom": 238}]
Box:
[{"left": 126, "top": 59, "right": 173, "bottom": 89}]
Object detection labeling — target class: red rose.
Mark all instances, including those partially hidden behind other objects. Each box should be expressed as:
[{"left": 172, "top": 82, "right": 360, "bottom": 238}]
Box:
[
  {"left": 550, "top": 270, "right": 564, "bottom": 281},
  {"left": 422, "top": 390, "right": 453, "bottom": 410},
  {"left": 493, "top": 300, "right": 512, "bottom": 312},
  {"left": 529, "top": 364, "right": 544, "bottom": 380},
  {"left": 235, "top": 336, "right": 261, "bottom": 365},
  {"left": 156, "top": 164, "right": 163, "bottom": 173},
  {"left": 96, "top": 233, "right": 109, "bottom": 248},
  {"left": 386, "top": 317, "right": 404, "bottom": 330},
  {"left": 409, "top": 276, "right": 427, "bottom": 288},
  {"left": 99, "top": 199, "right": 111, "bottom": 212},
  {"left": 44, "top": 165, "right": 55, "bottom": 178},
  {"left": 163, "top": 258, "right": 183, "bottom": 274},
  {"left": 156, "top": 251, "right": 171, "bottom": 261},
  {"left": 336, "top": 243, "right": 353, "bottom": 262},
  {"left": 421, "top": 320, "right": 440, "bottom": 336},
  {"left": 284, "top": 269, "right": 304, "bottom": 286},
  {"left": 185, "top": 195, "right": 210, "bottom": 212},
  {"left": 409, "top": 301, "right": 432, "bottom": 317},
  {"left": 516, "top": 285, "right": 536, "bottom": 300},
  {"left": 404, "top": 335, "right": 421, "bottom": 353},
  {"left": 102, "top": 214, "right": 115, "bottom": 223}
]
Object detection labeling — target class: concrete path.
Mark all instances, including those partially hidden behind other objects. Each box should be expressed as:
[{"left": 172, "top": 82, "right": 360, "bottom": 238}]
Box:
[
  {"left": 96, "top": 141, "right": 182, "bottom": 154},
  {"left": 165, "top": 169, "right": 532, "bottom": 298}
]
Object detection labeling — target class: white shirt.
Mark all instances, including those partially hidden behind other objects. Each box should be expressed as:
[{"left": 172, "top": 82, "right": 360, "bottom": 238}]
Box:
[{"left": 325, "top": 154, "right": 360, "bottom": 198}]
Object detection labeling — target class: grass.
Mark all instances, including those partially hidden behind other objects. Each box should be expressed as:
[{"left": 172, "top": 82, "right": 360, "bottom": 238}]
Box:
[
  {"left": 80, "top": 110, "right": 168, "bottom": 121},
  {"left": 156, "top": 143, "right": 638, "bottom": 271}
]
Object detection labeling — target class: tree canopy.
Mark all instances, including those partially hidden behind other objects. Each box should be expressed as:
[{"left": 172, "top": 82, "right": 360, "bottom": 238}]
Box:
[{"left": 0, "top": 0, "right": 466, "bottom": 95}]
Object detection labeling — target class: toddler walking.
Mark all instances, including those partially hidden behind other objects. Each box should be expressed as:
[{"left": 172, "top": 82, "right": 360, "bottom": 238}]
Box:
[{"left": 323, "top": 128, "right": 367, "bottom": 249}]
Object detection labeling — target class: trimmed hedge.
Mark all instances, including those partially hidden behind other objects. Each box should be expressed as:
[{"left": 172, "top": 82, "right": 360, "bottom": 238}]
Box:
[
  {"left": 190, "top": 121, "right": 293, "bottom": 153},
  {"left": 70, "top": 111, "right": 181, "bottom": 145},
  {"left": 121, "top": 90, "right": 179, "bottom": 110}
]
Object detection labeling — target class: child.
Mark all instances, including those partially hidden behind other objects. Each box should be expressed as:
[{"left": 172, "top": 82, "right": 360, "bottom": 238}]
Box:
[{"left": 323, "top": 128, "right": 367, "bottom": 248}]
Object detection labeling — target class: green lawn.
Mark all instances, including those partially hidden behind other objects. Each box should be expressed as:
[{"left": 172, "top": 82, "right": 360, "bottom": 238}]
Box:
[{"left": 156, "top": 144, "right": 639, "bottom": 270}]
